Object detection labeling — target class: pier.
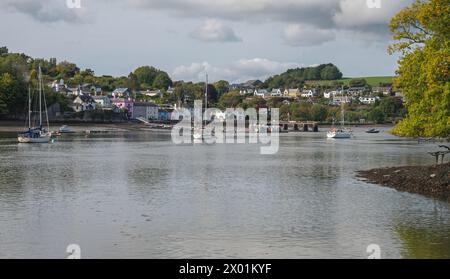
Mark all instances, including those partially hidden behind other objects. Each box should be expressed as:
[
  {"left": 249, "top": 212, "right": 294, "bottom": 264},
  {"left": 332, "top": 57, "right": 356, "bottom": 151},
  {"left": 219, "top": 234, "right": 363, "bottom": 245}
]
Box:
[{"left": 279, "top": 121, "right": 319, "bottom": 132}]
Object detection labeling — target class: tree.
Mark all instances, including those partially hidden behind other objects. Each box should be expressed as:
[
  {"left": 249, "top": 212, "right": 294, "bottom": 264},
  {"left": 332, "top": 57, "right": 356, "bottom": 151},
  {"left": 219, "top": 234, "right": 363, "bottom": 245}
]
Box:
[
  {"left": 214, "top": 80, "right": 230, "bottom": 95},
  {"left": 320, "top": 65, "right": 343, "bottom": 80},
  {"left": 218, "top": 91, "right": 243, "bottom": 108},
  {"left": 152, "top": 72, "right": 172, "bottom": 90},
  {"left": 369, "top": 107, "right": 386, "bottom": 124},
  {"left": 0, "top": 47, "right": 8, "bottom": 56},
  {"left": 389, "top": 0, "right": 449, "bottom": 137},
  {"left": 127, "top": 72, "right": 139, "bottom": 91},
  {"left": 349, "top": 78, "right": 367, "bottom": 87},
  {"left": 133, "top": 66, "right": 159, "bottom": 86},
  {"left": 56, "top": 61, "right": 79, "bottom": 79}
]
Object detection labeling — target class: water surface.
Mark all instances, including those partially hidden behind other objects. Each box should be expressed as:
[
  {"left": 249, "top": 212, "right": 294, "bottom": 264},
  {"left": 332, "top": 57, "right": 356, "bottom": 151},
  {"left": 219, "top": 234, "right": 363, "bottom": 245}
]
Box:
[{"left": 0, "top": 127, "right": 449, "bottom": 258}]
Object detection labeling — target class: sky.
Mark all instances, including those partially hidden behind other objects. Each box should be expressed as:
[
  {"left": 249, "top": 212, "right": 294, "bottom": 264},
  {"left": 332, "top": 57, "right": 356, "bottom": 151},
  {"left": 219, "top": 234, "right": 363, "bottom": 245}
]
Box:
[{"left": 0, "top": 0, "right": 415, "bottom": 83}]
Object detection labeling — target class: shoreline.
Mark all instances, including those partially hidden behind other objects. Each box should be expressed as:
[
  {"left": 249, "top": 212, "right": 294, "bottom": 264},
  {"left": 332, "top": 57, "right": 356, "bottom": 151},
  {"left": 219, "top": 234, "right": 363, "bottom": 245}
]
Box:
[{"left": 357, "top": 163, "right": 450, "bottom": 202}]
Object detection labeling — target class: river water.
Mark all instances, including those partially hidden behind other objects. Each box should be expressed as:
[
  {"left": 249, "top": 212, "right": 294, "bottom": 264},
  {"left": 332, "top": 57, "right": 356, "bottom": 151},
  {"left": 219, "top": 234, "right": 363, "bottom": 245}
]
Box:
[{"left": 0, "top": 127, "right": 449, "bottom": 258}]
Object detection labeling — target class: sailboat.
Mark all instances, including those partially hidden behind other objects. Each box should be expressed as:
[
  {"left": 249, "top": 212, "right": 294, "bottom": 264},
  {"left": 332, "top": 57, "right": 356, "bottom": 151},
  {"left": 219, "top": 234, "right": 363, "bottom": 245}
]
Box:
[
  {"left": 18, "top": 66, "right": 51, "bottom": 143},
  {"left": 193, "top": 72, "right": 212, "bottom": 141},
  {"left": 327, "top": 99, "right": 352, "bottom": 139}
]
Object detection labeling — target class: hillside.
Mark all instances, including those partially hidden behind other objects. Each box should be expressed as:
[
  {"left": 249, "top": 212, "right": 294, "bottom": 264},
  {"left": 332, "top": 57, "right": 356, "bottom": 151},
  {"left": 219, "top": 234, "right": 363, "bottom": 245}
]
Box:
[{"left": 305, "top": 76, "right": 394, "bottom": 87}]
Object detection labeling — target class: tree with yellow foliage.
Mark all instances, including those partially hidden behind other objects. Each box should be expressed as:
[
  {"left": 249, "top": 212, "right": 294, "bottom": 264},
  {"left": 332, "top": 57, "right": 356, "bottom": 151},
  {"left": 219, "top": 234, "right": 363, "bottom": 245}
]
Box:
[{"left": 389, "top": 0, "right": 449, "bottom": 137}]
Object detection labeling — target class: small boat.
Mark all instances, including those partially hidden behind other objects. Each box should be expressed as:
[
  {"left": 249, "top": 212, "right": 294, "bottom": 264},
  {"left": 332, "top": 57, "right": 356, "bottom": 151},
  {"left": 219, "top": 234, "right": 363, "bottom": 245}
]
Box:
[
  {"left": 18, "top": 66, "right": 51, "bottom": 144},
  {"left": 366, "top": 128, "right": 380, "bottom": 134},
  {"left": 59, "top": 125, "right": 75, "bottom": 133},
  {"left": 327, "top": 128, "right": 352, "bottom": 139},
  {"left": 327, "top": 97, "right": 352, "bottom": 139}
]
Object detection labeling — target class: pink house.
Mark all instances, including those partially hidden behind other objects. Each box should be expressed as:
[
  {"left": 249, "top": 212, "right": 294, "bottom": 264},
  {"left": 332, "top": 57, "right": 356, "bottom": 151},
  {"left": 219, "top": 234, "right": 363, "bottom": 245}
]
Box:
[{"left": 112, "top": 98, "right": 134, "bottom": 118}]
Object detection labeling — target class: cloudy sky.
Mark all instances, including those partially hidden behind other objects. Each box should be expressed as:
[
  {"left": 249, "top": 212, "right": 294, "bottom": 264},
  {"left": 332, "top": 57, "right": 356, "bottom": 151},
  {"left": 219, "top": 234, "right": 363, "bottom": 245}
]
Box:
[{"left": 0, "top": 0, "right": 414, "bottom": 83}]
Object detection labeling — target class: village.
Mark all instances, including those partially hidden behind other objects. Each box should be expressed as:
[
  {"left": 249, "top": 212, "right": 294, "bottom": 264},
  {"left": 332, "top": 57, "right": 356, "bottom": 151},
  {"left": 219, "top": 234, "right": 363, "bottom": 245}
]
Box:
[{"left": 45, "top": 77, "right": 403, "bottom": 125}]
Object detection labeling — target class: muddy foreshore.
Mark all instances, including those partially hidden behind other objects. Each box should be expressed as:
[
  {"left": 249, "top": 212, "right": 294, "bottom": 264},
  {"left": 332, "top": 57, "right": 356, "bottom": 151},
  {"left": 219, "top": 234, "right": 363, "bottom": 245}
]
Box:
[{"left": 357, "top": 163, "right": 450, "bottom": 202}]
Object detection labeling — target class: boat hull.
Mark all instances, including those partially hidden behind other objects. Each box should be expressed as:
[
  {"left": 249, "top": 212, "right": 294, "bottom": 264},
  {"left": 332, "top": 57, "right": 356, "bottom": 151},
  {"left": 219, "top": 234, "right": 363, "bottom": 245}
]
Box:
[
  {"left": 327, "top": 131, "right": 351, "bottom": 139},
  {"left": 18, "top": 135, "right": 51, "bottom": 143}
]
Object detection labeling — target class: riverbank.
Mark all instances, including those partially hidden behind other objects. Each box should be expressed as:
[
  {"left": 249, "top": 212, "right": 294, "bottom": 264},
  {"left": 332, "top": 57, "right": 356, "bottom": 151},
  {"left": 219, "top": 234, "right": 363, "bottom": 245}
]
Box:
[{"left": 357, "top": 163, "right": 450, "bottom": 202}]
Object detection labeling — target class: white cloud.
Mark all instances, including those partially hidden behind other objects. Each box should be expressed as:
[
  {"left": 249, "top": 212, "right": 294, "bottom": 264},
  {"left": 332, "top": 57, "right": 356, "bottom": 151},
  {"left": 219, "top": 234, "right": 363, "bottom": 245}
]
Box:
[
  {"left": 190, "top": 20, "right": 242, "bottom": 42},
  {"left": 1, "top": 0, "right": 86, "bottom": 23},
  {"left": 172, "top": 58, "right": 301, "bottom": 82},
  {"left": 283, "top": 24, "right": 335, "bottom": 47}
]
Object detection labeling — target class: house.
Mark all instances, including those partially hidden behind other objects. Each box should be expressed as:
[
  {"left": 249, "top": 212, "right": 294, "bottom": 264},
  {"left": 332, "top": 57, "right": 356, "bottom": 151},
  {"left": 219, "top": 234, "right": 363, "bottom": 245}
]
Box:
[
  {"left": 331, "top": 96, "right": 352, "bottom": 106},
  {"left": 359, "top": 96, "right": 380, "bottom": 105},
  {"left": 348, "top": 87, "right": 367, "bottom": 96},
  {"left": 90, "top": 85, "right": 103, "bottom": 96},
  {"left": 283, "top": 88, "right": 300, "bottom": 98},
  {"left": 141, "top": 89, "right": 163, "bottom": 98},
  {"left": 112, "top": 98, "right": 134, "bottom": 118},
  {"left": 112, "top": 88, "right": 131, "bottom": 98},
  {"left": 324, "top": 90, "right": 342, "bottom": 99},
  {"left": 372, "top": 86, "right": 392, "bottom": 96},
  {"left": 49, "top": 79, "right": 66, "bottom": 93},
  {"left": 270, "top": 89, "right": 283, "bottom": 97},
  {"left": 239, "top": 88, "right": 254, "bottom": 95},
  {"left": 254, "top": 89, "right": 270, "bottom": 98},
  {"left": 92, "top": 96, "right": 112, "bottom": 108},
  {"left": 133, "top": 102, "right": 159, "bottom": 120},
  {"left": 158, "top": 105, "right": 175, "bottom": 121},
  {"left": 167, "top": 86, "right": 174, "bottom": 94},
  {"left": 300, "top": 89, "right": 317, "bottom": 98},
  {"left": 72, "top": 95, "right": 96, "bottom": 112}
]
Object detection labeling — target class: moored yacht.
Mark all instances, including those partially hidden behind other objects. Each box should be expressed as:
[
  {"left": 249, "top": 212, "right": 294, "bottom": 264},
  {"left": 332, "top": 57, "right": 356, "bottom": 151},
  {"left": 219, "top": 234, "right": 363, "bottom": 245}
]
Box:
[{"left": 18, "top": 66, "right": 51, "bottom": 143}]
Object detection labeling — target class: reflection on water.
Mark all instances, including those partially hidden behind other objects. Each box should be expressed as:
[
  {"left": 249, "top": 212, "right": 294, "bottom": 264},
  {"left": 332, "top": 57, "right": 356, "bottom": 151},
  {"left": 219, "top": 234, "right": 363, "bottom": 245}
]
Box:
[{"left": 0, "top": 128, "right": 449, "bottom": 258}]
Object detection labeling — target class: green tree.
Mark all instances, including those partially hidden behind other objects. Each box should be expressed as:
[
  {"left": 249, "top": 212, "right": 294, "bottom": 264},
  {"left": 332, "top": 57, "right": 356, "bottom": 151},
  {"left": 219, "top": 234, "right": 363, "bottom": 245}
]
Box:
[
  {"left": 56, "top": 61, "right": 79, "bottom": 79},
  {"left": 320, "top": 65, "right": 343, "bottom": 80},
  {"left": 214, "top": 80, "right": 230, "bottom": 95},
  {"left": 152, "top": 72, "right": 172, "bottom": 90},
  {"left": 389, "top": 0, "right": 449, "bottom": 137},
  {"left": 349, "top": 78, "right": 367, "bottom": 87}
]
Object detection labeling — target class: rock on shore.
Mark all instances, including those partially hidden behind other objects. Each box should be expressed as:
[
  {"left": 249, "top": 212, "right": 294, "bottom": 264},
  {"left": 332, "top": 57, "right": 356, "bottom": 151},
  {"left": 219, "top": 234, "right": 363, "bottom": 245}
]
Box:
[{"left": 357, "top": 163, "right": 450, "bottom": 202}]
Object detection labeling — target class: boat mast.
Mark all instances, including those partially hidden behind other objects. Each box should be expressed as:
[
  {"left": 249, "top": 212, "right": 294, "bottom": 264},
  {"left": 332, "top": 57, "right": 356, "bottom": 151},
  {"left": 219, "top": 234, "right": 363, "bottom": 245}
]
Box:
[
  {"left": 38, "top": 65, "right": 42, "bottom": 128},
  {"left": 204, "top": 72, "right": 208, "bottom": 127},
  {"left": 28, "top": 86, "right": 31, "bottom": 129}
]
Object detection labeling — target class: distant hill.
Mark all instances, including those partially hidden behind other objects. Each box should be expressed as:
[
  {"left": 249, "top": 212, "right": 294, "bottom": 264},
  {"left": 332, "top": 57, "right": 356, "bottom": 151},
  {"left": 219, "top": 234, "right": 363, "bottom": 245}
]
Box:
[{"left": 305, "top": 76, "right": 394, "bottom": 87}]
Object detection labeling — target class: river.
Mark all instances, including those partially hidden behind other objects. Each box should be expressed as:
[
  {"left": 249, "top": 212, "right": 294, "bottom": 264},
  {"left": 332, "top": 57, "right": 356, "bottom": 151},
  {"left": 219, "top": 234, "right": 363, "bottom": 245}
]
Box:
[{"left": 0, "top": 126, "right": 449, "bottom": 258}]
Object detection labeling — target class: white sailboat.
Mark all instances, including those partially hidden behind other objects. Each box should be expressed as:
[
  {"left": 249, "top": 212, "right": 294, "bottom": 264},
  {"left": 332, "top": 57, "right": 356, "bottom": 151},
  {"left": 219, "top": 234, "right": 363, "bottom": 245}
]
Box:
[
  {"left": 18, "top": 66, "right": 51, "bottom": 143},
  {"left": 193, "top": 72, "right": 213, "bottom": 141},
  {"left": 327, "top": 99, "right": 352, "bottom": 139}
]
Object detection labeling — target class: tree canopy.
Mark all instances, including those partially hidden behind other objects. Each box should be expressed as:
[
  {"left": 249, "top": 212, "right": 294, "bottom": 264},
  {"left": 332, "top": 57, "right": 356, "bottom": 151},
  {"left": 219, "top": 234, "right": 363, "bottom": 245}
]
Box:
[
  {"left": 389, "top": 0, "right": 450, "bottom": 137},
  {"left": 264, "top": 63, "right": 343, "bottom": 89}
]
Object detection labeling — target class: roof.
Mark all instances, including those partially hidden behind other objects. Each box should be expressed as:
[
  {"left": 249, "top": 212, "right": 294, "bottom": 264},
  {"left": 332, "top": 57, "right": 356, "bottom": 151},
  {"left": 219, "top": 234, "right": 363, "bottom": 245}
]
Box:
[
  {"left": 134, "top": 102, "right": 157, "bottom": 107},
  {"left": 77, "top": 95, "right": 94, "bottom": 102},
  {"left": 112, "top": 88, "right": 130, "bottom": 94}
]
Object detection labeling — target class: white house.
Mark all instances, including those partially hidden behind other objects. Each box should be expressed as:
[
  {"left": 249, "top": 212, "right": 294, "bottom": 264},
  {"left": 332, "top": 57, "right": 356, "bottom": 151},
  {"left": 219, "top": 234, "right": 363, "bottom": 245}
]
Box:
[
  {"left": 270, "top": 89, "right": 283, "bottom": 97},
  {"left": 348, "top": 87, "right": 367, "bottom": 96},
  {"left": 92, "top": 96, "right": 112, "bottom": 108},
  {"left": 254, "top": 89, "right": 270, "bottom": 98},
  {"left": 359, "top": 96, "right": 380, "bottom": 105},
  {"left": 332, "top": 96, "right": 352, "bottom": 106},
  {"left": 112, "top": 88, "right": 131, "bottom": 98},
  {"left": 301, "top": 89, "right": 317, "bottom": 98},
  {"left": 324, "top": 90, "right": 343, "bottom": 99},
  {"left": 141, "top": 89, "right": 163, "bottom": 98},
  {"left": 72, "top": 95, "right": 96, "bottom": 112},
  {"left": 239, "top": 88, "right": 254, "bottom": 95}
]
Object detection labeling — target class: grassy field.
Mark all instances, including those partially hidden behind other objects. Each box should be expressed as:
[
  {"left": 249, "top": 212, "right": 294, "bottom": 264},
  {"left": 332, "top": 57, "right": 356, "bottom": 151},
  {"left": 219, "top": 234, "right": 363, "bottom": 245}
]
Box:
[{"left": 305, "top": 76, "right": 394, "bottom": 87}]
